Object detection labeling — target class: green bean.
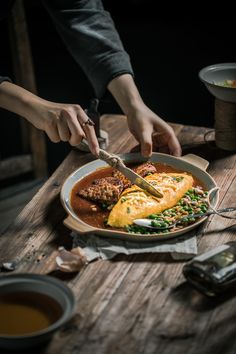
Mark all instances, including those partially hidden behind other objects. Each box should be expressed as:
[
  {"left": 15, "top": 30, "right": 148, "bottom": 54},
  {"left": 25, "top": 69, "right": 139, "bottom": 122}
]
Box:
[{"left": 148, "top": 214, "right": 159, "bottom": 219}]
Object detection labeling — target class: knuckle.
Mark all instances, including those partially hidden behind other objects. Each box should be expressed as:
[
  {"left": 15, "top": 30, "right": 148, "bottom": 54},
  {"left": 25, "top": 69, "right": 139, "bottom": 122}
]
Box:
[
  {"left": 60, "top": 108, "right": 73, "bottom": 121},
  {"left": 65, "top": 104, "right": 82, "bottom": 116},
  {"left": 73, "top": 104, "right": 82, "bottom": 112},
  {"left": 46, "top": 113, "right": 58, "bottom": 129}
]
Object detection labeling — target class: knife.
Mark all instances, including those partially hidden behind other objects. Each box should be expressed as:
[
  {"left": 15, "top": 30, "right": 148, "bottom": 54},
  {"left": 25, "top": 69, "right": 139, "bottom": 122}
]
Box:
[{"left": 99, "top": 149, "right": 163, "bottom": 198}]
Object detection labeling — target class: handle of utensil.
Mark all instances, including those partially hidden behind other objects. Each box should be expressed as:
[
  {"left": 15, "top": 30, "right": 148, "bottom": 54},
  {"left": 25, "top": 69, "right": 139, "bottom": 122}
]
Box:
[
  {"left": 64, "top": 216, "right": 96, "bottom": 234},
  {"left": 99, "top": 149, "right": 125, "bottom": 168},
  {"left": 180, "top": 154, "right": 209, "bottom": 171}
]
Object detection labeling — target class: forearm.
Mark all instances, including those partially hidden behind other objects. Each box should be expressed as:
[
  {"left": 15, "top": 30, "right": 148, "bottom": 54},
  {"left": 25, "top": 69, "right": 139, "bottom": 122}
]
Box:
[
  {"left": 0, "top": 81, "right": 45, "bottom": 124},
  {"left": 43, "top": 0, "right": 133, "bottom": 98},
  {"left": 0, "top": 81, "right": 100, "bottom": 155},
  {"left": 107, "top": 74, "right": 144, "bottom": 115}
]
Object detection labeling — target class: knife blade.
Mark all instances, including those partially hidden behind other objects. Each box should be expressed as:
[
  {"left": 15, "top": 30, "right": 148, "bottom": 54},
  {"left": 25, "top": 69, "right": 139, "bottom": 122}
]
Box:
[{"left": 99, "top": 149, "right": 163, "bottom": 198}]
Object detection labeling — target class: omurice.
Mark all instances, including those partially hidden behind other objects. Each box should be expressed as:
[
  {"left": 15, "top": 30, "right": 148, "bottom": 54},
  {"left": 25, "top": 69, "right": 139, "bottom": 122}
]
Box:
[
  {"left": 107, "top": 173, "right": 194, "bottom": 227},
  {"left": 70, "top": 162, "right": 208, "bottom": 234}
]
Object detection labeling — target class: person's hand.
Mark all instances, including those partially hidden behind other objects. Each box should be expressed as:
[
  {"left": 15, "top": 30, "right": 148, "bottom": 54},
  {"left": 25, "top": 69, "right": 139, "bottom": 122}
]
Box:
[
  {"left": 0, "top": 81, "right": 100, "bottom": 156},
  {"left": 126, "top": 103, "right": 182, "bottom": 157},
  {"left": 107, "top": 74, "right": 181, "bottom": 158},
  {"left": 30, "top": 100, "right": 100, "bottom": 156}
]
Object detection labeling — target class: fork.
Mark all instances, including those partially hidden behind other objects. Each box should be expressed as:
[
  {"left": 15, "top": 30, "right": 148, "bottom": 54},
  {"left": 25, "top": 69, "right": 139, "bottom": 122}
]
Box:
[{"left": 133, "top": 206, "right": 236, "bottom": 230}]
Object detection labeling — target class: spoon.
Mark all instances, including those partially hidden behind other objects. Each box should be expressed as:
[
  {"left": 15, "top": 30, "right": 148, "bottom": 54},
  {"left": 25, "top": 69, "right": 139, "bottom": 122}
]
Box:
[{"left": 133, "top": 206, "right": 236, "bottom": 230}]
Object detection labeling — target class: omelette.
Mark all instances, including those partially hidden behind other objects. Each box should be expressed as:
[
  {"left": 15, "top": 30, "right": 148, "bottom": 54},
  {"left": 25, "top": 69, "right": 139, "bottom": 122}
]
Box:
[{"left": 108, "top": 172, "right": 194, "bottom": 227}]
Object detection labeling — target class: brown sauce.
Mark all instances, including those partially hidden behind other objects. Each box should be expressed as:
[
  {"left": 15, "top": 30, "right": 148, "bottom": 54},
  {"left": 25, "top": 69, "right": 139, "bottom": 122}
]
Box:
[
  {"left": 0, "top": 291, "right": 63, "bottom": 336},
  {"left": 71, "top": 163, "right": 204, "bottom": 230}
]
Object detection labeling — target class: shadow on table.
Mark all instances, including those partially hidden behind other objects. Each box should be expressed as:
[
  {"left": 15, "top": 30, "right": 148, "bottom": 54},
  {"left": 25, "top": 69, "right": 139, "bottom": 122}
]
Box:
[
  {"left": 170, "top": 281, "right": 236, "bottom": 353},
  {"left": 42, "top": 192, "right": 73, "bottom": 248},
  {"left": 182, "top": 141, "right": 236, "bottom": 162},
  {"left": 171, "top": 280, "right": 236, "bottom": 312},
  {"left": 110, "top": 252, "right": 186, "bottom": 264},
  {"left": 0, "top": 340, "right": 51, "bottom": 354}
]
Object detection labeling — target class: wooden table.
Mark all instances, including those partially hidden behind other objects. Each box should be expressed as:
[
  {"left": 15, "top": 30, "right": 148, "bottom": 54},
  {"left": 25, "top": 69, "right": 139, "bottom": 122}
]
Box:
[{"left": 1, "top": 115, "right": 236, "bottom": 354}]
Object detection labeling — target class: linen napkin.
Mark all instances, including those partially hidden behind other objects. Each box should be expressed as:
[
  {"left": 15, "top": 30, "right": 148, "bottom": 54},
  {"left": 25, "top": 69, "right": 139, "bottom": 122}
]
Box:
[{"left": 72, "top": 230, "right": 198, "bottom": 262}]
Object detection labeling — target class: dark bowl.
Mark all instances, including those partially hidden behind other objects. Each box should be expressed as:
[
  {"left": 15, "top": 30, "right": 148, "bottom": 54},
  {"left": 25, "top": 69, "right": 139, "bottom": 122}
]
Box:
[{"left": 0, "top": 273, "right": 75, "bottom": 350}]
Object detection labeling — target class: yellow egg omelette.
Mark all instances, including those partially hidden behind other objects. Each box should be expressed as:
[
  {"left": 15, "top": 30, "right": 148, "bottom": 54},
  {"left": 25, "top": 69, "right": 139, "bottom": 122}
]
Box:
[{"left": 108, "top": 172, "right": 194, "bottom": 227}]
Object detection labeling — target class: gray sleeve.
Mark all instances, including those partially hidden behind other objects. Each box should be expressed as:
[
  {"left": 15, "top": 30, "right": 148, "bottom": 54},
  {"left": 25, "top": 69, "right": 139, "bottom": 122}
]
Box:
[
  {"left": 0, "top": 76, "right": 11, "bottom": 84},
  {"left": 42, "top": 0, "right": 134, "bottom": 98}
]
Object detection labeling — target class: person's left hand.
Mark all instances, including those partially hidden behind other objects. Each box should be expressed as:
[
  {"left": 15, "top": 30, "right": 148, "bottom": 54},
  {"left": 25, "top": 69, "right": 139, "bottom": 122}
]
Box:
[{"left": 126, "top": 103, "right": 182, "bottom": 158}]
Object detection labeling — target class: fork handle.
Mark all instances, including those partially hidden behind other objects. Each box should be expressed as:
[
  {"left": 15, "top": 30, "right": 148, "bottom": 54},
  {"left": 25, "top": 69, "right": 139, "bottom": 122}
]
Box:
[
  {"left": 179, "top": 207, "right": 236, "bottom": 222},
  {"left": 217, "top": 206, "right": 236, "bottom": 213}
]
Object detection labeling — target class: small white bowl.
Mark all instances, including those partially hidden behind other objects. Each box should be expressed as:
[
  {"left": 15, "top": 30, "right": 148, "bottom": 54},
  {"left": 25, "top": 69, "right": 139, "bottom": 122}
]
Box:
[{"left": 199, "top": 63, "right": 236, "bottom": 103}]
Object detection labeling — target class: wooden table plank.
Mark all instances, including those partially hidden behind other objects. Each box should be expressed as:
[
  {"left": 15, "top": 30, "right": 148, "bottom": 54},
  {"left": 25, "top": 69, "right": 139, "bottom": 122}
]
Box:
[{"left": 1, "top": 116, "right": 236, "bottom": 354}]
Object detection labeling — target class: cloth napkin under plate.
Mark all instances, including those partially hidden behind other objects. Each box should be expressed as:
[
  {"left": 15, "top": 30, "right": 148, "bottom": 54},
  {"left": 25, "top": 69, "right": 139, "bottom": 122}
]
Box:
[{"left": 72, "top": 230, "right": 198, "bottom": 262}]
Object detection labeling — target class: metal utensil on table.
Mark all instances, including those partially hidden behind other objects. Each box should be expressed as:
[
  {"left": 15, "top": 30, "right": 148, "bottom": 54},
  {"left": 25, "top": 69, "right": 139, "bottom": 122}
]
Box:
[
  {"left": 133, "top": 206, "right": 236, "bottom": 230},
  {"left": 98, "top": 149, "right": 163, "bottom": 198}
]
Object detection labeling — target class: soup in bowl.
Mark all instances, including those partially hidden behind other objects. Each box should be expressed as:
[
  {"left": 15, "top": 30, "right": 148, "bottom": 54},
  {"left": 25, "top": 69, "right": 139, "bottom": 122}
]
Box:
[{"left": 0, "top": 274, "right": 75, "bottom": 350}]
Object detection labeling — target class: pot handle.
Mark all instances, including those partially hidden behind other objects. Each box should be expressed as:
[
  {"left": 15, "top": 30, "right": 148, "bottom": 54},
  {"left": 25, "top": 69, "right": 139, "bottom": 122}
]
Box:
[
  {"left": 180, "top": 154, "right": 209, "bottom": 171},
  {"left": 64, "top": 215, "right": 96, "bottom": 234}
]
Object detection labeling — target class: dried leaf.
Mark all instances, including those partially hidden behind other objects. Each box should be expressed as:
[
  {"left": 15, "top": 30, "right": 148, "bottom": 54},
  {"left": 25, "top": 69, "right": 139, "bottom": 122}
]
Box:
[
  {"left": 56, "top": 246, "right": 87, "bottom": 273},
  {"left": 1, "top": 261, "right": 18, "bottom": 271}
]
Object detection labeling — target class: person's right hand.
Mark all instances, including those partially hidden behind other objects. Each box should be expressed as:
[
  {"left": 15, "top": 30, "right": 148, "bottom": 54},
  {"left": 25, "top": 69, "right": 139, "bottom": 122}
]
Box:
[
  {"left": 31, "top": 100, "right": 100, "bottom": 156},
  {"left": 0, "top": 81, "right": 100, "bottom": 156}
]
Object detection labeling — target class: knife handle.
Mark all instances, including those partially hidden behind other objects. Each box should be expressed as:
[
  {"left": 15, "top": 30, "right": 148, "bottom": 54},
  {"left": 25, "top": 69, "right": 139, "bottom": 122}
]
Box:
[{"left": 99, "top": 149, "right": 124, "bottom": 168}]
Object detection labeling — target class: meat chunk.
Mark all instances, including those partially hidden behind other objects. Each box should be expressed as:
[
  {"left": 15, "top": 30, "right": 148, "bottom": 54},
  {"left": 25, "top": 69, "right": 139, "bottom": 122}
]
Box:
[
  {"left": 112, "top": 162, "right": 156, "bottom": 188},
  {"left": 134, "top": 162, "right": 156, "bottom": 176},
  {"left": 78, "top": 177, "right": 123, "bottom": 204},
  {"left": 112, "top": 171, "right": 132, "bottom": 189},
  {"left": 79, "top": 163, "right": 156, "bottom": 205}
]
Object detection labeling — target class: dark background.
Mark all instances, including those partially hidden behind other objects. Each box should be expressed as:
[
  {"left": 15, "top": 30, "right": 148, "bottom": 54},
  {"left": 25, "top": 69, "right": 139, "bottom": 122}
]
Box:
[{"left": 0, "top": 0, "right": 236, "bottom": 175}]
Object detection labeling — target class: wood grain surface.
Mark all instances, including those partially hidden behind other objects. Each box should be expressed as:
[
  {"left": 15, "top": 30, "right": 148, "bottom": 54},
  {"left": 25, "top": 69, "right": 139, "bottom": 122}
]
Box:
[{"left": 0, "top": 115, "right": 236, "bottom": 354}]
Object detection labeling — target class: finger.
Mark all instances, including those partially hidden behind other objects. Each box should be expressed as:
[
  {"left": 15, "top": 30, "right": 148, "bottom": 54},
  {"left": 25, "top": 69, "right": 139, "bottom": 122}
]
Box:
[
  {"left": 79, "top": 112, "right": 100, "bottom": 156},
  {"left": 45, "top": 123, "right": 60, "bottom": 143},
  {"left": 158, "top": 146, "right": 169, "bottom": 154},
  {"left": 61, "top": 109, "right": 85, "bottom": 146},
  {"left": 153, "top": 132, "right": 182, "bottom": 156},
  {"left": 81, "top": 124, "right": 100, "bottom": 156},
  {"left": 168, "top": 132, "right": 182, "bottom": 157},
  {"left": 165, "top": 125, "right": 182, "bottom": 156},
  {"left": 57, "top": 113, "right": 71, "bottom": 142}
]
